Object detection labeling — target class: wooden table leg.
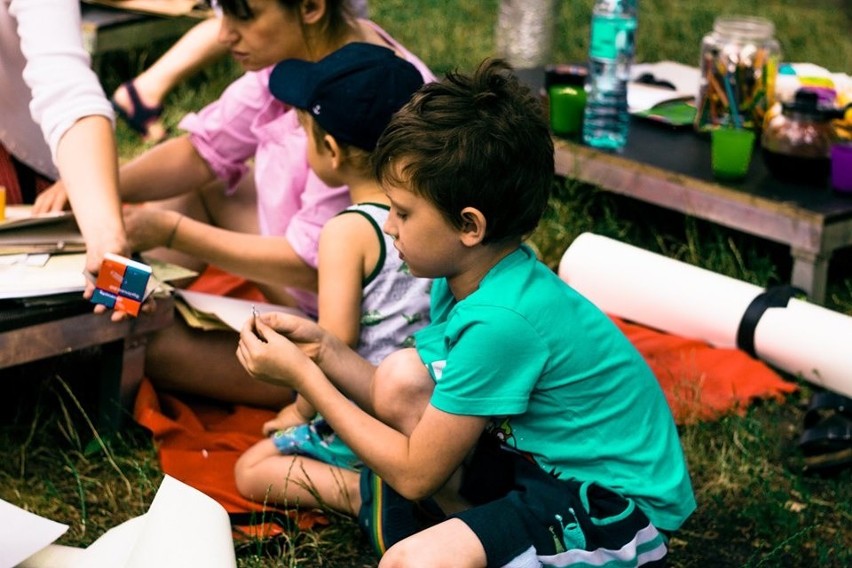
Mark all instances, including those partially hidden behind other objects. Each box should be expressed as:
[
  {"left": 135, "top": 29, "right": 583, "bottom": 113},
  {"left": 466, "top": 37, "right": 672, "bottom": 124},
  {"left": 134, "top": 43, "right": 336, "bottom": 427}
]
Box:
[{"left": 791, "top": 248, "right": 828, "bottom": 304}]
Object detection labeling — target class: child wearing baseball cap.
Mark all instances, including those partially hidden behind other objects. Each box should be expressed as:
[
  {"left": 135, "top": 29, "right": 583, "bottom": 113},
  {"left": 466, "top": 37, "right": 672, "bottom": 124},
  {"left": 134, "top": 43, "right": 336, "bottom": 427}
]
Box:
[{"left": 234, "top": 43, "right": 431, "bottom": 518}]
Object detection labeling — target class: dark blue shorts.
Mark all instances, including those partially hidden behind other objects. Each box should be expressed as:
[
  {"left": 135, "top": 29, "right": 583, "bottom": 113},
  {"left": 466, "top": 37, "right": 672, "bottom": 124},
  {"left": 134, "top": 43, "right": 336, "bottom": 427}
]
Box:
[{"left": 453, "top": 437, "right": 669, "bottom": 567}]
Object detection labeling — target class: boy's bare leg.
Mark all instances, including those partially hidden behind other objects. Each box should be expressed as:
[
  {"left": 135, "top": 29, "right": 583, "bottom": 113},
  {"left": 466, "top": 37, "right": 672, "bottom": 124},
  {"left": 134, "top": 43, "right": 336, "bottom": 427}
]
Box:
[
  {"left": 379, "top": 518, "right": 487, "bottom": 568},
  {"left": 369, "top": 349, "right": 473, "bottom": 514},
  {"left": 234, "top": 438, "right": 361, "bottom": 514}
]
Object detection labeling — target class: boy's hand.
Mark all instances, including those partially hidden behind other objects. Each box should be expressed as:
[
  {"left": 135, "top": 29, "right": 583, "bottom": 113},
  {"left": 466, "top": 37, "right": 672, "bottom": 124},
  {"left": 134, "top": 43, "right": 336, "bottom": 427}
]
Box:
[
  {"left": 237, "top": 313, "right": 321, "bottom": 389},
  {"left": 257, "top": 312, "right": 325, "bottom": 362}
]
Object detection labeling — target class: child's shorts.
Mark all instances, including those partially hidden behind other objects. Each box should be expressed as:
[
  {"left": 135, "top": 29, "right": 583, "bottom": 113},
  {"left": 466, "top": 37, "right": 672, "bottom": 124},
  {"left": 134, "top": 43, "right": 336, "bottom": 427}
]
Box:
[
  {"left": 453, "top": 438, "right": 668, "bottom": 567},
  {"left": 271, "top": 417, "right": 362, "bottom": 471}
]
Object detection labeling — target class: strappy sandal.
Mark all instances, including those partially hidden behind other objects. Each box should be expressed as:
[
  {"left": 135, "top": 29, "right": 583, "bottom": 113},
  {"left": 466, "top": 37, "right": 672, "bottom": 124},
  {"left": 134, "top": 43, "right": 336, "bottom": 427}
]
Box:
[
  {"left": 111, "top": 80, "right": 165, "bottom": 142},
  {"left": 798, "top": 390, "right": 852, "bottom": 474}
]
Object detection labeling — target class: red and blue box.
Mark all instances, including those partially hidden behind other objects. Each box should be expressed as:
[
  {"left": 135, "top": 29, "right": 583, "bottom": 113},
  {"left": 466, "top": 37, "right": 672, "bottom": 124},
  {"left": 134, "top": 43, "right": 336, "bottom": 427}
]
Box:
[{"left": 90, "top": 253, "right": 152, "bottom": 317}]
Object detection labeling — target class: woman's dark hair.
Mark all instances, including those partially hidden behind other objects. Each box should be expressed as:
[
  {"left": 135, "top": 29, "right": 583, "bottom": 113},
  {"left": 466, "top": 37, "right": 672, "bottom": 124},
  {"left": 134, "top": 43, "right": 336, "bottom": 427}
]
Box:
[{"left": 213, "top": 0, "right": 353, "bottom": 37}]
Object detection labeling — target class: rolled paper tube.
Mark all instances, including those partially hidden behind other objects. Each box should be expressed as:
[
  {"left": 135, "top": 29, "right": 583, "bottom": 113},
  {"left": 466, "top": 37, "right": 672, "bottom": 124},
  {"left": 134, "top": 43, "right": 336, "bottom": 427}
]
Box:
[{"left": 559, "top": 233, "right": 852, "bottom": 398}]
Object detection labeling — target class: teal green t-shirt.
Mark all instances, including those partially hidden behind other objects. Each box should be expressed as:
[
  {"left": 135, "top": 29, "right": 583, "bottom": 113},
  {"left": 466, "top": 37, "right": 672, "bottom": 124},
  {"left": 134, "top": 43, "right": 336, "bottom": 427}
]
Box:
[{"left": 414, "top": 245, "right": 696, "bottom": 532}]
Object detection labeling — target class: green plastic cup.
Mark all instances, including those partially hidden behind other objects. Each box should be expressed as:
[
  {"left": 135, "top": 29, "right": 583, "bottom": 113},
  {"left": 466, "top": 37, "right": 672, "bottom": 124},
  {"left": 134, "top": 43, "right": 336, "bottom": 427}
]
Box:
[
  {"left": 711, "top": 128, "right": 756, "bottom": 180},
  {"left": 549, "top": 85, "right": 586, "bottom": 137}
]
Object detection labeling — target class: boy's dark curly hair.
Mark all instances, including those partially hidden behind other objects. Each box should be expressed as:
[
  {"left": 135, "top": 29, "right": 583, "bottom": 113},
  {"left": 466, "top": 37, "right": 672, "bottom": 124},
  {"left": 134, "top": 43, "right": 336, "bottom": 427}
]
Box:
[{"left": 374, "top": 58, "right": 554, "bottom": 244}]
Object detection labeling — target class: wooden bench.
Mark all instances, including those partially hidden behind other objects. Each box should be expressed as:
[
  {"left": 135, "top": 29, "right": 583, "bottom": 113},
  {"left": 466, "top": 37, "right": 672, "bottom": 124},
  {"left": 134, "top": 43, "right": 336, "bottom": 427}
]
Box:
[
  {"left": 0, "top": 294, "right": 174, "bottom": 436},
  {"left": 80, "top": 3, "right": 201, "bottom": 74}
]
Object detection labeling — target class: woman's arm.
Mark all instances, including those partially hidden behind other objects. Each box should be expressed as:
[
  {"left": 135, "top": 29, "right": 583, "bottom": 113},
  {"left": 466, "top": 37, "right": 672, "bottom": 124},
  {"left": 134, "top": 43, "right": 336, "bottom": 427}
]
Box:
[
  {"left": 123, "top": 207, "right": 318, "bottom": 292},
  {"left": 119, "top": 135, "right": 219, "bottom": 203},
  {"left": 12, "top": 1, "right": 129, "bottom": 295},
  {"left": 54, "top": 116, "right": 128, "bottom": 279}
]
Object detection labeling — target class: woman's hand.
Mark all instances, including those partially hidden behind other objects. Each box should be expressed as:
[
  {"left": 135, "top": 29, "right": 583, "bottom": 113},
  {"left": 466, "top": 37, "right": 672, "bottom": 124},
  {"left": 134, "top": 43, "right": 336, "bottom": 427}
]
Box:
[
  {"left": 31, "top": 182, "right": 70, "bottom": 214},
  {"left": 123, "top": 205, "right": 181, "bottom": 252}
]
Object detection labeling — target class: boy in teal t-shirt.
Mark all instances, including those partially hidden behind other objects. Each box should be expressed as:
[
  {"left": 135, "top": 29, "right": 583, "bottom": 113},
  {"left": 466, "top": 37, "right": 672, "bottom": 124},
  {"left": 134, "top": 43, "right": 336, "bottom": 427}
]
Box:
[{"left": 237, "top": 58, "right": 695, "bottom": 567}]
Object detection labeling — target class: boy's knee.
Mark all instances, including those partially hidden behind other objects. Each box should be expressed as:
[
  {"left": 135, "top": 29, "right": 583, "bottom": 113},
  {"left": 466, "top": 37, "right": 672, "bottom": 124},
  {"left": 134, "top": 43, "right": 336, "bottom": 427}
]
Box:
[
  {"left": 378, "top": 540, "right": 419, "bottom": 568},
  {"left": 372, "top": 349, "right": 433, "bottom": 433}
]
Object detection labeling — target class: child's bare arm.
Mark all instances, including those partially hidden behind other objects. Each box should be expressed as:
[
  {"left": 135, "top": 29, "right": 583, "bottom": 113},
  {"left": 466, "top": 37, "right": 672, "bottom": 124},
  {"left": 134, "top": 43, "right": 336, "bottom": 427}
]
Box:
[
  {"left": 313, "top": 214, "right": 378, "bottom": 408},
  {"left": 237, "top": 319, "right": 486, "bottom": 500}
]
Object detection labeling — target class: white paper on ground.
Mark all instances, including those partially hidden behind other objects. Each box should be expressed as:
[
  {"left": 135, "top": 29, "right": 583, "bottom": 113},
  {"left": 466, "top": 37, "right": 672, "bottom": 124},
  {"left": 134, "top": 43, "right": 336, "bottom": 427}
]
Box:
[
  {"left": 14, "top": 475, "right": 237, "bottom": 568},
  {"left": 176, "top": 289, "right": 307, "bottom": 332},
  {"left": 558, "top": 232, "right": 852, "bottom": 399},
  {"left": 0, "top": 500, "right": 68, "bottom": 568}
]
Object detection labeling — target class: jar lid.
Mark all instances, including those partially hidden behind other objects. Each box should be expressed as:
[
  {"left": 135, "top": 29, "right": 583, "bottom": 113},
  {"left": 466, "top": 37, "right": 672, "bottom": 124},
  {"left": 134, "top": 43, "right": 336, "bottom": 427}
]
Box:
[
  {"left": 713, "top": 15, "right": 775, "bottom": 40},
  {"left": 783, "top": 90, "right": 846, "bottom": 121},
  {"left": 545, "top": 64, "right": 588, "bottom": 89}
]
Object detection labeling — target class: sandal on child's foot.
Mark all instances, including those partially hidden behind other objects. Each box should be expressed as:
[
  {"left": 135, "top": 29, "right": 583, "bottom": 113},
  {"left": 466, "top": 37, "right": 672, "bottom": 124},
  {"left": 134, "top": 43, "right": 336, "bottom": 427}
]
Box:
[
  {"left": 357, "top": 468, "right": 445, "bottom": 557},
  {"left": 111, "top": 80, "right": 166, "bottom": 143}
]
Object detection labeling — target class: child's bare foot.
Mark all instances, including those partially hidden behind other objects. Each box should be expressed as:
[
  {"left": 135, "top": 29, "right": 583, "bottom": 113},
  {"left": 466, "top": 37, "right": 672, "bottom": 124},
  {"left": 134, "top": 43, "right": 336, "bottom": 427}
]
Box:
[{"left": 262, "top": 403, "right": 312, "bottom": 435}]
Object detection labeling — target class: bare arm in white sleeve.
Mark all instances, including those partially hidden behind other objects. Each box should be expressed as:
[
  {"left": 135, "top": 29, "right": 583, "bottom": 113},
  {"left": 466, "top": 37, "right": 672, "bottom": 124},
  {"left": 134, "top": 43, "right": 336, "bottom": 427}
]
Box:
[{"left": 9, "top": 0, "right": 129, "bottom": 301}]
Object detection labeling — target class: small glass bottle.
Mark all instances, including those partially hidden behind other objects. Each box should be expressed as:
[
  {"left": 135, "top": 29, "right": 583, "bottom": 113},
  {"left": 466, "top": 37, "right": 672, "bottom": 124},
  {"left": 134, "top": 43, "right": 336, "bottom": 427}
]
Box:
[{"left": 694, "top": 16, "right": 781, "bottom": 133}]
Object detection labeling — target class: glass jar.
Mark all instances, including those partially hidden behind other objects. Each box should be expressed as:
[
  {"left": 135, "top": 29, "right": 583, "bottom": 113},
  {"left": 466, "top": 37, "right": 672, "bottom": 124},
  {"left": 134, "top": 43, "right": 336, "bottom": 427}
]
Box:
[
  {"left": 694, "top": 16, "right": 781, "bottom": 133},
  {"left": 762, "top": 90, "right": 846, "bottom": 186}
]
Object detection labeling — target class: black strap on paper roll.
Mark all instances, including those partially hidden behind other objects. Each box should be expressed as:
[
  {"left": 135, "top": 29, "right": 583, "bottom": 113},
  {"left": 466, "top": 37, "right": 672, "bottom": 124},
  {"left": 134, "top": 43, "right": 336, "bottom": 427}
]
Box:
[{"left": 736, "top": 285, "right": 806, "bottom": 358}]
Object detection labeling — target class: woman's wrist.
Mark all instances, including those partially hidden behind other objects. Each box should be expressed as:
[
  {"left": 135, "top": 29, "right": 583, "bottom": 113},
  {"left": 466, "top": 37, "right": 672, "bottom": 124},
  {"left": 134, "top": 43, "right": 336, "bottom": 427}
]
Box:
[{"left": 165, "top": 213, "right": 183, "bottom": 248}]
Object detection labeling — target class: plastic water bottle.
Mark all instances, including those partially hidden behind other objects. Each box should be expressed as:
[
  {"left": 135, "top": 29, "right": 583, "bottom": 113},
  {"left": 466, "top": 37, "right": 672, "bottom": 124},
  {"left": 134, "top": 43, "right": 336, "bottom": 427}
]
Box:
[{"left": 582, "top": 0, "right": 637, "bottom": 152}]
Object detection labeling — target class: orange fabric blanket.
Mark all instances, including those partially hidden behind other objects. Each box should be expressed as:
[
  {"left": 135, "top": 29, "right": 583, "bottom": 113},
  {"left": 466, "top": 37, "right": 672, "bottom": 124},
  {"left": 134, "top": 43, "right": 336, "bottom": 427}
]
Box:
[{"left": 133, "top": 266, "right": 796, "bottom": 527}]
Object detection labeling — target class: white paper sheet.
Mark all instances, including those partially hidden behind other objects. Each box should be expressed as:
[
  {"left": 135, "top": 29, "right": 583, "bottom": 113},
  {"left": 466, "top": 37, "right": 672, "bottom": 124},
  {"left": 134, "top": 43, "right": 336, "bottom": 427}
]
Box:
[
  {"left": 0, "top": 206, "right": 74, "bottom": 232},
  {"left": 628, "top": 61, "right": 701, "bottom": 112},
  {"left": 559, "top": 232, "right": 852, "bottom": 398},
  {"left": 14, "top": 476, "right": 236, "bottom": 568},
  {"left": 0, "top": 253, "right": 86, "bottom": 299},
  {"left": 0, "top": 500, "right": 68, "bottom": 568},
  {"left": 559, "top": 233, "right": 761, "bottom": 349},
  {"left": 176, "top": 289, "right": 306, "bottom": 332}
]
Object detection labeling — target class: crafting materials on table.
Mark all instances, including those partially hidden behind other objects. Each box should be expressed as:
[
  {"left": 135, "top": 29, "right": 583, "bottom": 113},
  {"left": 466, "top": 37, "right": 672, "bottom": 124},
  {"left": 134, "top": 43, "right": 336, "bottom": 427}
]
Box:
[
  {"left": 558, "top": 232, "right": 852, "bottom": 399},
  {"left": 694, "top": 16, "right": 780, "bottom": 132}
]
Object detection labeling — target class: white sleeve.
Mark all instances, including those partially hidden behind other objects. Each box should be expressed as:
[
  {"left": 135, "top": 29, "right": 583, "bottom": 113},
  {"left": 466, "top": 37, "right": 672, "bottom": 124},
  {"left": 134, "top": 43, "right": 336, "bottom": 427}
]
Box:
[{"left": 9, "top": 0, "right": 114, "bottom": 163}]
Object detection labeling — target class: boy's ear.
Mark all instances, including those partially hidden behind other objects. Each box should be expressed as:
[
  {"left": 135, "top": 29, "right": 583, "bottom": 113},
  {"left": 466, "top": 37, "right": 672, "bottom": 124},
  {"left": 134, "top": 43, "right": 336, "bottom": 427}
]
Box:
[
  {"left": 459, "top": 207, "right": 487, "bottom": 246},
  {"left": 323, "top": 134, "right": 344, "bottom": 169},
  {"left": 300, "top": 0, "right": 325, "bottom": 24}
]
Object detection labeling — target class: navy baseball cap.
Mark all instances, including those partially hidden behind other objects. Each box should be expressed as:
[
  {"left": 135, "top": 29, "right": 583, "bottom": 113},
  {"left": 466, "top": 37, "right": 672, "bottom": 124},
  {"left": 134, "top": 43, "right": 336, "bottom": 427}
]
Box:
[{"left": 269, "top": 43, "right": 424, "bottom": 151}]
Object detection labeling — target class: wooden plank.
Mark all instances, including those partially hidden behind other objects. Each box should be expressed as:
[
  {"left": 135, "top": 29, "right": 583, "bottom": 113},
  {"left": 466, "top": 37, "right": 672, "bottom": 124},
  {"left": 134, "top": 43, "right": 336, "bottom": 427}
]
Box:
[
  {"left": 0, "top": 295, "right": 173, "bottom": 369},
  {"left": 554, "top": 138, "right": 826, "bottom": 254}
]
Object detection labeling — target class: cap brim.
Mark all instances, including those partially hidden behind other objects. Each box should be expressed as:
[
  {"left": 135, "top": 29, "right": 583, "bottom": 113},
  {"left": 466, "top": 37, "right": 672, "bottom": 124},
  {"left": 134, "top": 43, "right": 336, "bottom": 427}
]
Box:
[{"left": 269, "top": 58, "right": 317, "bottom": 109}]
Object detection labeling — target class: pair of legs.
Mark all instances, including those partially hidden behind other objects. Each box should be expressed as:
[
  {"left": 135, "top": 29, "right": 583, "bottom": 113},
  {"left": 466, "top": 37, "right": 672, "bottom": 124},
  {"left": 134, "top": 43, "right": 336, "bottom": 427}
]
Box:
[
  {"left": 231, "top": 348, "right": 486, "bottom": 566},
  {"left": 234, "top": 437, "right": 361, "bottom": 514},
  {"left": 141, "top": 170, "right": 296, "bottom": 408},
  {"left": 112, "top": 17, "right": 227, "bottom": 142}
]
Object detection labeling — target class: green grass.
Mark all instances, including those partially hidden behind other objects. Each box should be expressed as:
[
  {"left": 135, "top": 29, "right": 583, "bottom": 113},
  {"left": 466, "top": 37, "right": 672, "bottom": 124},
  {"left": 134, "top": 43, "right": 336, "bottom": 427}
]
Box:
[{"left": 2, "top": 1, "right": 851, "bottom": 566}]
